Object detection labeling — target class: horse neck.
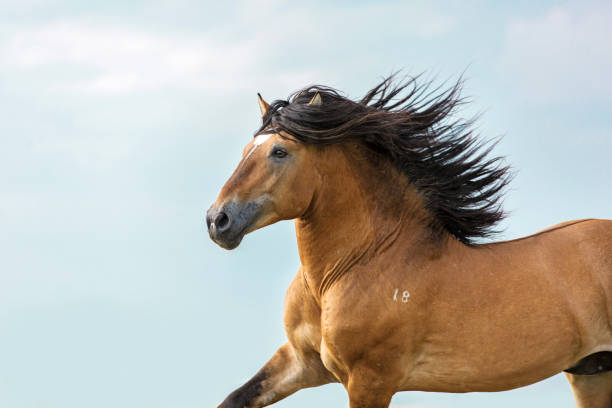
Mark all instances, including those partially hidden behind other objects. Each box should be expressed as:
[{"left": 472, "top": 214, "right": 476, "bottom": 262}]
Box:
[{"left": 295, "top": 146, "right": 438, "bottom": 299}]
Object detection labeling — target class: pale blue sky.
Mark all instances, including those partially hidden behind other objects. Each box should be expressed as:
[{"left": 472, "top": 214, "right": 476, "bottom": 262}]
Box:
[{"left": 1, "top": 1, "right": 611, "bottom": 407}]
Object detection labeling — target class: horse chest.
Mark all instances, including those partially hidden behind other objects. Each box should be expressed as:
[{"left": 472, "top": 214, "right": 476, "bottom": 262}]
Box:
[{"left": 316, "top": 301, "right": 420, "bottom": 384}]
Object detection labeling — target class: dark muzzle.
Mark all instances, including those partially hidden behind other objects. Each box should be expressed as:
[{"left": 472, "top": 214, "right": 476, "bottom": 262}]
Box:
[{"left": 206, "top": 201, "right": 261, "bottom": 249}]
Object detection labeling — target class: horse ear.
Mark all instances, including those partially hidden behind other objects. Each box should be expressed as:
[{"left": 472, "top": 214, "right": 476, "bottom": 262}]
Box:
[
  {"left": 308, "top": 92, "right": 322, "bottom": 106},
  {"left": 257, "top": 93, "right": 270, "bottom": 117}
]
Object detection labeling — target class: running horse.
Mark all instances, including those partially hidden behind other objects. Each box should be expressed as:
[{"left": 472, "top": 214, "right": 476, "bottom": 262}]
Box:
[{"left": 206, "top": 76, "right": 612, "bottom": 408}]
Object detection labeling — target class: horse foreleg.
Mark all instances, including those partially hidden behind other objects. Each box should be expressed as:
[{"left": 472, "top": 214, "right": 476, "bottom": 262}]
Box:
[
  {"left": 565, "top": 371, "right": 612, "bottom": 408},
  {"left": 346, "top": 365, "right": 397, "bottom": 408},
  {"left": 217, "top": 342, "right": 333, "bottom": 408},
  {"left": 348, "top": 390, "right": 393, "bottom": 408}
]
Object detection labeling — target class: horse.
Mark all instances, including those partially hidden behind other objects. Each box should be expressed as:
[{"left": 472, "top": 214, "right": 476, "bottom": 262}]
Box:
[{"left": 205, "top": 75, "right": 612, "bottom": 408}]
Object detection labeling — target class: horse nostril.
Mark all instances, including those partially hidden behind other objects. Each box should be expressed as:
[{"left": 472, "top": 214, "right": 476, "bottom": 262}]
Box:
[{"left": 214, "top": 211, "right": 230, "bottom": 231}]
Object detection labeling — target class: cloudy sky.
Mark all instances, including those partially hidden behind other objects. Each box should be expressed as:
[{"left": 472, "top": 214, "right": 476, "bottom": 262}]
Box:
[{"left": 1, "top": 1, "right": 611, "bottom": 407}]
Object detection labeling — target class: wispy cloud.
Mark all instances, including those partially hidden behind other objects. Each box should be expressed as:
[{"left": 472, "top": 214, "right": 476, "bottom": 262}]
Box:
[
  {"left": 2, "top": 20, "right": 266, "bottom": 93},
  {"left": 500, "top": 2, "right": 612, "bottom": 102},
  {"left": 0, "top": 1, "right": 456, "bottom": 95}
]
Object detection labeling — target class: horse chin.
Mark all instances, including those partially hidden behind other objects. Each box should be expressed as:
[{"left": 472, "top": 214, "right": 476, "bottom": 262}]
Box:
[{"left": 213, "top": 234, "right": 245, "bottom": 250}]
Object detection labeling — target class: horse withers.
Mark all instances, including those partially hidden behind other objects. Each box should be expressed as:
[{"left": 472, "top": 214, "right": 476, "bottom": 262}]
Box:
[{"left": 206, "top": 76, "right": 612, "bottom": 408}]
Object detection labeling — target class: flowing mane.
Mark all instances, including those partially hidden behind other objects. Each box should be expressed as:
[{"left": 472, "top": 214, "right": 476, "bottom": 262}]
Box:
[{"left": 256, "top": 75, "right": 511, "bottom": 245}]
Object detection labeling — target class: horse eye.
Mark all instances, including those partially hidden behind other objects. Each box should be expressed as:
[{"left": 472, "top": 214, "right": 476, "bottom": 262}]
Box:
[{"left": 272, "top": 148, "right": 288, "bottom": 158}]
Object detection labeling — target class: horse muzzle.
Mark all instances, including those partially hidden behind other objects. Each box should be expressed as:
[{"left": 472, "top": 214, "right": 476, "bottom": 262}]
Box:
[{"left": 206, "top": 201, "right": 262, "bottom": 250}]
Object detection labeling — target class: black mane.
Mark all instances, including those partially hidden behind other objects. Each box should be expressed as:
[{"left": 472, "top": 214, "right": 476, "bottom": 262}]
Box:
[{"left": 256, "top": 74, "right": 511, "bottom": 245}]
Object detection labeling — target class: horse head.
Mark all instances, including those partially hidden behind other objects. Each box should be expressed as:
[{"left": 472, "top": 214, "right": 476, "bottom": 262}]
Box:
[{"left": 206, "top": 94, "right": 322, "bottom": 249}]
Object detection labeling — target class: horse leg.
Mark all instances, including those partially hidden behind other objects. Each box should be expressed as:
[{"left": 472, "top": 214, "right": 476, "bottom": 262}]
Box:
[
  {"left": 217, "top": 342, "right": 332, "bottom": 408},
  {"left": 346, "top": 366, "right": 396, "bottom": 408},
  {"left": 565, "top": 371, "right": 612, "bottom": 408}
]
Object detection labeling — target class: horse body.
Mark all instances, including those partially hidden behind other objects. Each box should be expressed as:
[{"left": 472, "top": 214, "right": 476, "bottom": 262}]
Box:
[
  {"left": 291, "top": 147, "right": 612, "bottom": 401},
  {"left": 409, "top": 221, "right": 612, "bottom": 390},
  {"left": 333, "top": 222, "right": 612, "bottom": 391},
  {"left": 207, "top": 77, "right": 612, "bottom": 407}
]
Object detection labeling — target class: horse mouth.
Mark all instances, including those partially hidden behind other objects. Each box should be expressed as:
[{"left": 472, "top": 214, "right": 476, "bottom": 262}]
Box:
[{"left": 210, "top": 227, "right": 247, "bottom": 250}]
